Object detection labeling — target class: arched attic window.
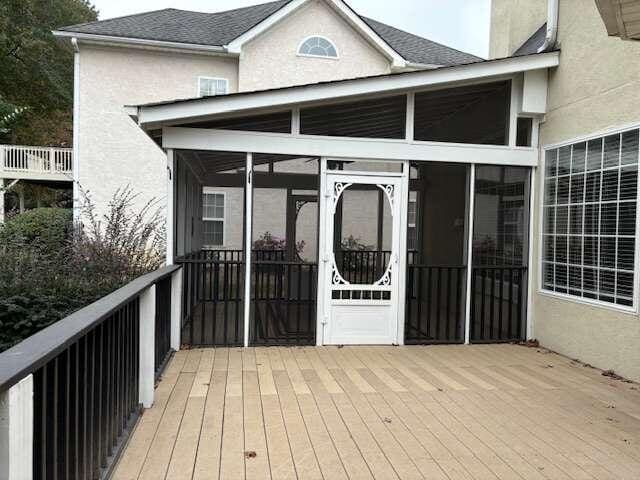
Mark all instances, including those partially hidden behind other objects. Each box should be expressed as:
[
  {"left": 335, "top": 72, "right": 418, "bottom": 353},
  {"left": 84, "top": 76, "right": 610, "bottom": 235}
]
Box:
[{"left": 298, "top": 36, "right": 338, "bottom": 58}]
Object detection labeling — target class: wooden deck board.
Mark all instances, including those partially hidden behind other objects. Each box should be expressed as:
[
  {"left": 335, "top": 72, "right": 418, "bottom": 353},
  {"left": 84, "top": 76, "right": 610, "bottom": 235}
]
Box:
[{"left": 114, "top": 345, "right": 640, "bottom": 479}]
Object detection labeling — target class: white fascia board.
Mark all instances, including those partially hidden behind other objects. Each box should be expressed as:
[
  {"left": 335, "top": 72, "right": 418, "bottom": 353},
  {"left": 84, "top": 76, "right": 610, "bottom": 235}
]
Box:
[
  {"left": 137, "top": 52, "right": 559, "bottom": 126},
  {"left": 325, "top": 0, "right": 406, "bottom": 67},
  {"left": 53, "top": 30, "right": 230, "bottom": 56},
  {"left": 162, "top": 127, "right": 538, "bottom": 166},
  {"left": 225, "top": 0, "right": 407, "bottom": 67},
  {"left": 226, "top": 0, "right": 310, "bottom": 54}
]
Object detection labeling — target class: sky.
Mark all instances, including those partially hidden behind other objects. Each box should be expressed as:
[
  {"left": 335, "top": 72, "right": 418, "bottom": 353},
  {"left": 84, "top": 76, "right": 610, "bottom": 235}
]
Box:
[{"left": 89, "top": 0, "right": 492, "bottom": 58}]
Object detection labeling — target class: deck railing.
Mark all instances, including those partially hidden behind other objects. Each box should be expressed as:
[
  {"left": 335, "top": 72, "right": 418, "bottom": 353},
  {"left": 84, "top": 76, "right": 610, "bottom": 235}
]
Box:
[
  {"left": 0, "top": 144, "right": 73, "bottom": 178},
  {"left": 0, "top": 264, "right": 182, "bottom": 480}
]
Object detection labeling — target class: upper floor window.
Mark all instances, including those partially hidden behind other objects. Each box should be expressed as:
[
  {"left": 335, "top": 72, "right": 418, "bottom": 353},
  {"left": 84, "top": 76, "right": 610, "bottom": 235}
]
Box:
[
  {"left": 541, "top": 127, "right": 640, "bottom": 309},
  {"left": 298, "top": 36, "right": 338, "bottom": 58},
  {"left": 198, "top": 77, "right": 228, "bottom": 97}
]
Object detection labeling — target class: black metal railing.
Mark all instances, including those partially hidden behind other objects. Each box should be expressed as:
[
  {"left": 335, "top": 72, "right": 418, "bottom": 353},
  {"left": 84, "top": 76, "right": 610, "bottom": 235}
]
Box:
[
  {"left": 251, "top": 261, "right": 317, "bottom": 346},
  {"left": 154, "top": 275, "right": 172, "bottom": 376},
  {"left": 338, "top": 250, "right": 419, "bottom": 284},
  {"left": 470, "top": 266, "right": 527, "bottom": 342},
  {"left": 178, "top": 255, "right": 244, "bottom": 347},
  {"left": 0, "top": 265, "right": 179, "bottom": 480},
  {"left": 405, "top": 265, "right": 466, "bottom": 344}
]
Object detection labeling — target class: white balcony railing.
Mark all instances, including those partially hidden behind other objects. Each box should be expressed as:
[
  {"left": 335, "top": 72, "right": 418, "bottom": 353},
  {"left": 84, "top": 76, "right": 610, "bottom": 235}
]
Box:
[{"left": 0, "top": 144, "right": 73, "bottom": 180}]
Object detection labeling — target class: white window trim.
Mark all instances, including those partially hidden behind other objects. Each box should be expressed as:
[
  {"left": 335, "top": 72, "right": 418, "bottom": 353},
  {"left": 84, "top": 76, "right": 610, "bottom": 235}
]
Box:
[
  {"left": 297, "top": 35, "right": 340, "bottom": 60},
  {"left": 197, "top": 77, "right": 229, "bottom": 98},
  {"left": 538, "top": 122, "right": 640, "bottom": 315},
  {"left": 202, "top": 189, "right": 226, "bottom": 248}
]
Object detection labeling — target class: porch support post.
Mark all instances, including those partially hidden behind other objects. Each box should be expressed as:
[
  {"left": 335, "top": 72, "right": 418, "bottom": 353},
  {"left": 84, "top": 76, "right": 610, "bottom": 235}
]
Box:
[
  {"left": 170, "top": 268, "right": 182, "bottom": 350},
  {"left": 243, "top": 153, "right": 253, "bottom": 347},
  {"left": 405, "top": 92, "right": 415, "bottom": 141},
  {"left": 464, "top": 164, "right": 476, "bottom": 345},
  {"left": 139, "top": 285, "right": 156, "bottom": 408},
  {"left": 0, "top": 375, "right": 33, "bottom": 480},
  {"left": 396, "top": 160, "right": 410, "bottom": 345},
  {"left": 526, "top": 167, "right": 536, "bottom": 340},
  {"left": 166, "top": 149, "right": 175, "bottom": 265}
]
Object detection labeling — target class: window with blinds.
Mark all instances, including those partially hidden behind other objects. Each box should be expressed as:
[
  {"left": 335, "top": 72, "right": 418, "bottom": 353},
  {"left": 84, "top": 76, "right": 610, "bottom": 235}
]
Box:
[{"left": 542, "top": 128, "right": 639, "bottom": 307}]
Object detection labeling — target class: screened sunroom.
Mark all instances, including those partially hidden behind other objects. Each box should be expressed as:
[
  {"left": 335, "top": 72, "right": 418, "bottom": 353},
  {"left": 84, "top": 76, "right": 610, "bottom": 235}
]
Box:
[{"left": 129, "top": 52, "right": 559, "bottom": 348}]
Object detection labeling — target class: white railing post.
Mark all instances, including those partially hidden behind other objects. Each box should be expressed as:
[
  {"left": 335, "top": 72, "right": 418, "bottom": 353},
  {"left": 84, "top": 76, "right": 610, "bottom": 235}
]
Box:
[
  {"left": 170, "top": 269, "right": 183, "bottom": 351},
  {"left": 0, "top": 146, "right": 5, "bottom": 173},
  {"left": 0, "top": 375, "right": 34, "bottom": 480},
  {"left": 139, "top": 285, "right": 156, "bottom": 409},
  {"left": 49, "top": 148, "right": 55, "bottom": 173}
]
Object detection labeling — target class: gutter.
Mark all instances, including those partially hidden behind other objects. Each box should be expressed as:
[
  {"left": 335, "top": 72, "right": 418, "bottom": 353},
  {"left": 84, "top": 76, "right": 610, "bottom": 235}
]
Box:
[
  {"left": 53, "top": 31, "right": 231, "bottom": 56},
  {"left": 537, "top": 0, "right": 559, "bottom": 53}
]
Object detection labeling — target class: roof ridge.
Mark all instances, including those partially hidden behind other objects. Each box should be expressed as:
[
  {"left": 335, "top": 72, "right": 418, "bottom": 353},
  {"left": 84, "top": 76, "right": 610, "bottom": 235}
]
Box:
[{"left": 361, "top": 15, "right": 483, "bottom": 61}]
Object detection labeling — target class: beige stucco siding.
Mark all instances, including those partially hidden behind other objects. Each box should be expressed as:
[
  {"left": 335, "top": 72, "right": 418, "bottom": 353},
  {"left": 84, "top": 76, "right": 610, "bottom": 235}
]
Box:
[
  {"left": 489, "top": 0, "right": 547, "bottom": 58},
  {"left": 531, "top": 0, "right": 640, "bottom": 381},
  {"left": 238, "top": 0, "right": 391, "bottom": 91},
  {"left": 77, "top": 45, "right": 238, "bottom": 217}
]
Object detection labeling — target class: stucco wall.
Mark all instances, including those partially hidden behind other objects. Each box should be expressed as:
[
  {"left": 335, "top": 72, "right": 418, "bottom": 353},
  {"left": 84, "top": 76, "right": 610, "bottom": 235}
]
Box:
[
  {"left": 489, "top": 0, "right": 547, "bottom": 58},
  {"left": 77, "top": 45, "right": 238, "bottom": 219},
  {"left": 238, "top": 0, "right": 391, "bottom": 91},
  {"left": 531, "top": 0, "right": 640, "bottom": 381}
]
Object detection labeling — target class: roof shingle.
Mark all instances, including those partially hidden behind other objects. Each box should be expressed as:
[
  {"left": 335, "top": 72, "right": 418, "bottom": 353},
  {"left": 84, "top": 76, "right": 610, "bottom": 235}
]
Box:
[{"left": 59, "top": 0, "right": 482, "bottom": 66}]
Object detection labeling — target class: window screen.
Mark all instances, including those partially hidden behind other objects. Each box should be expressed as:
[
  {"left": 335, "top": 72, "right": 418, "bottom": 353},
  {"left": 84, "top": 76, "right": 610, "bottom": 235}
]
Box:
[
  {"left": 203, "top": 192, "right": 225, "bottom": 246},
  {"left": 542, "top": 128, "right": 639, "bottom": 307}
]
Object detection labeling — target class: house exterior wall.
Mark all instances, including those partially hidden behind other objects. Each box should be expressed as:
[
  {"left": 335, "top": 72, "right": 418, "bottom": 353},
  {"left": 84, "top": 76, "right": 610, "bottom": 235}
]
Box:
[
  {"left": 489, "top": 0, "right": 547, "bottom": 59},
  {"left": 527, "top": 1, "right": 640, "bottom": 381},
  {"left": 77, "top": 45, "right": 239, "bottom": 218},
  {"left": 238, "top": 0, "right": 391, "bottom": 91}
]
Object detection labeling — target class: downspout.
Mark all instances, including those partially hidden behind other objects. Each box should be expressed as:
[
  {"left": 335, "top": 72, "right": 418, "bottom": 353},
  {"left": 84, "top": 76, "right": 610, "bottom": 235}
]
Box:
[
  {"left": 71, "top": 37, "right": 80, "bottom": 221},
  {"left": 537, "top": 0, "right": 559, "bottom": 52}
]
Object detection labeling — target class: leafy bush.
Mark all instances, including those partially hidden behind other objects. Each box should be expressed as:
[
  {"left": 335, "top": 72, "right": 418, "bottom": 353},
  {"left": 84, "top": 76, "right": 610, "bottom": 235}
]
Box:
[
  {"left": 0, "top": 207, "right": 72, "bottom": 255},
  {"left": 0, "top": 186, "right": 165, "bottom": 351}
]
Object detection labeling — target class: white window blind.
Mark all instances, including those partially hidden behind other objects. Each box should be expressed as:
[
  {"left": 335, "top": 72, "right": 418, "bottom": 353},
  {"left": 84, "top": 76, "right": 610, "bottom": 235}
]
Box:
[
  {"left": 542, "top": 128, "right": 639, "bottom": 307},
  {"left": 203, "top": 192, "right": 225, "bottom": 247},
  {"left": 198, "top": 77, "right": 228, "bottom": 97}
]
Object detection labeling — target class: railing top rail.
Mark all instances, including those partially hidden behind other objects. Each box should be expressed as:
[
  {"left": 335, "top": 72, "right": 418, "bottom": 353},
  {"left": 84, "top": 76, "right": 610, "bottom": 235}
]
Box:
[
  {"left": 0, "top": 264, "right": 180, "bottom": 393},
  {"left": 0, "top": 143, "right": 73, "bottom": 152}
]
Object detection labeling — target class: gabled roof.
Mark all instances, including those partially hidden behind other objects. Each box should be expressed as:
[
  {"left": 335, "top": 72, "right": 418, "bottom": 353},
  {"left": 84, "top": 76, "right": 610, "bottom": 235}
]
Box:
[
  {"left": 57, "top": 1, "right": 291, "bottom": 47},
  {"left": 514, "top": 23, "right": 547, "bottom": 56},
  {"left": 57, "top": 0, "right": 481, "bottom": 67}
]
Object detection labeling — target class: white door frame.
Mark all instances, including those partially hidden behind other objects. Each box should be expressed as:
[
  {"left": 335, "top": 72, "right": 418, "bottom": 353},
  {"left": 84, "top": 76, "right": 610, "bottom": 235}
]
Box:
[{"left": 316, "top": 158, "right": 410, "bottom": 345}]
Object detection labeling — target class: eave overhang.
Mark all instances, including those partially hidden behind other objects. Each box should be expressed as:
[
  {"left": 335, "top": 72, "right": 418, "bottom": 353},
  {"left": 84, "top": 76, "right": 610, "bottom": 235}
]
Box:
[{"left": 131, "top": 51, "right": 560, "bottom": 129}]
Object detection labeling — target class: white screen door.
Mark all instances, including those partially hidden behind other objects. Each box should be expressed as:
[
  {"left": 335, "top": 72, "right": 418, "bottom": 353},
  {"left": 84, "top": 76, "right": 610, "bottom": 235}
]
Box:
[{"left": 321, "top": 171, "right": 404, "bottom": 345}]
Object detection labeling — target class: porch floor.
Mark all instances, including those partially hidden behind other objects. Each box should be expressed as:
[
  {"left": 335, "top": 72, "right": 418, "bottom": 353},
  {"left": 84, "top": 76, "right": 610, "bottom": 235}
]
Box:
[{"left": 113, "top": 345, "right": 640, "bottom": 480}]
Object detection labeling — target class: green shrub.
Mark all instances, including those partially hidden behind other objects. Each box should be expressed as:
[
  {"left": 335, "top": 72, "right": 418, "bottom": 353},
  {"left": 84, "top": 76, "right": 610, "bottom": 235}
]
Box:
[
  {"left": 0, "top": 187, "right": 165, "bottom": 351},
  {"left": 0, "top": 207, "right": 72, "bottom": 255}
]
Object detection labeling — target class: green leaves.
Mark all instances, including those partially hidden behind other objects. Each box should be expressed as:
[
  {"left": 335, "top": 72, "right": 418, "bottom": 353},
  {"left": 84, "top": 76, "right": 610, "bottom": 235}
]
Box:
[{"left": 0, "top": 0, "right": 97, "bottom": 144}]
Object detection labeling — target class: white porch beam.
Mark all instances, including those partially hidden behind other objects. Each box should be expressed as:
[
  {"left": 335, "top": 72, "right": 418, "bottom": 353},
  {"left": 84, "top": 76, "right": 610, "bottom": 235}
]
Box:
[
  {"left": 138, "top": 53, "right": 559, "bottom": 126},
  {"left": 163, "top": 127, "right": 539, "bottom": 167}
]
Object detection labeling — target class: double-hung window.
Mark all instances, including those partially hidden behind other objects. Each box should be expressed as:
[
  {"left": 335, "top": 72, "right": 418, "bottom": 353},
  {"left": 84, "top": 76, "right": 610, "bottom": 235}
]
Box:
[
  {"left": 203, "top": 190, "right": 225, "bottom": 247},
  {"left": 541, "top": 127, "right": 639, "bottom": 308}
]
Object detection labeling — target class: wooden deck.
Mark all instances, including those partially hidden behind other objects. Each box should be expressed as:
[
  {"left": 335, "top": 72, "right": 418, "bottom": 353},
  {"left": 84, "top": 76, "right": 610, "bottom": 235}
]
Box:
[{"left": 113, "top": 345, "right": 640, "bottom": 479}]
